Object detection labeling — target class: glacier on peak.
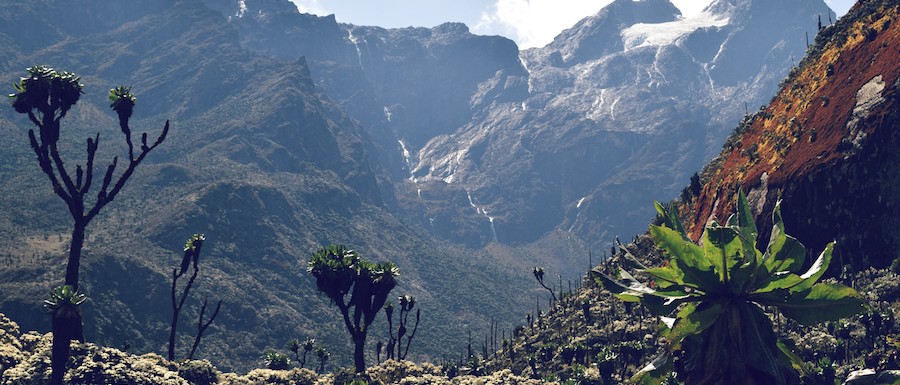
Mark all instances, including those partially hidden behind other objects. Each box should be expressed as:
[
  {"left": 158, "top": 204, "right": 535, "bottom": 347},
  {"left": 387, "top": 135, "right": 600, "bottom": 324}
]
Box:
[{"left": 621, "top": 11, "right": 729, "bottom": 50}]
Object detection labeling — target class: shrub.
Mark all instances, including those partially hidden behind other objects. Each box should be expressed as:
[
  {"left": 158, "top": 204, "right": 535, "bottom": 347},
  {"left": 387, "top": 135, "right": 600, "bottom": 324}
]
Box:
[
  {"left": 178, "top": 359, "right": 220, "bottom": 385},
  {"left": 263, "top": 350, "right": 291, "bottom": 371}
]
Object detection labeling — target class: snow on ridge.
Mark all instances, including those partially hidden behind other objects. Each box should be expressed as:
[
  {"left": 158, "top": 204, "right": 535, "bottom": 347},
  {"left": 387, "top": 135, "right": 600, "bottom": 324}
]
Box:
[
  {"left": 519, "top": 55, "right": 534, "bottom": 93},
  {"left": 236, "top": 0, "right": 247, "bottom": 17},
  {"left": 621, "top": 12, "right": 729, "bottom": 51}
]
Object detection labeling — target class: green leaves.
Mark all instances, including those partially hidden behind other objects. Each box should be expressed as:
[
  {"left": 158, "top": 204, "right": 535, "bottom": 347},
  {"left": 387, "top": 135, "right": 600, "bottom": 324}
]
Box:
[
  {"left": 43, "top": 285, "right": 87, "bottom": 311},
  {"left": 262, "top": 349, "right": 290, "bottom": 370},
  {"left": 665, "top": 303, "right": 724, "bottom": 347},
  {"left": 649, "top": 225, "right": 719, "bottom": 290},
  {"left": 776, "top": 283, "right": 865, "bottom": 325},
  {"left": 183, "top": 233, "right": 205, "bottom": 253},
  {"left": 177, "top": 233, "right": 205, "bottom": 276},
  {"left": 595, "top": 190, "right": 866, "bottom": 383},
  {"left": 307, "top": 244, "right": 400, "bottom": 372},
  {"left": 9, "top": 65, "right": 83, "bottom": 116},
  {"left": 108, "top": 85, "right": 136, "bottom": 121},
  {"left": 764, "top": 203, "right": 805, "bottom": 273},
  {"left": 632, "top": 353, "right": 675, "bottom": 385},
  {"left": 308, "top": 245, "right": 359, "bottom": 301}
]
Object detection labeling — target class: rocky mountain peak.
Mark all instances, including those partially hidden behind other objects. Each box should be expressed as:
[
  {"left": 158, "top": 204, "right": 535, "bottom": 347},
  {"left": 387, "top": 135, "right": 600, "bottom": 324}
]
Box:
[
  {"left": 432, "top": 21, "right": 470, "bottom": 35},
  {"left": 406, "top": 0, "right": 832, "bottom": 251},
  {"left": 536, "top": 0, "right": 680, "bottom": 66},
  {"left": 198, "top": 0, "right": 300, "bottom": 19}
]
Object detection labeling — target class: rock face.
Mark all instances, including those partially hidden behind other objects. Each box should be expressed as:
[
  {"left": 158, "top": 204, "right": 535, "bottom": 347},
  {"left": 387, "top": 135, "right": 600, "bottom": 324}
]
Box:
[
  {"left": 395, "top": 0, "right": 831, "bottom": 247},
  {"left": 689, "top": 0, "right": 900, "bottom": 271},
  {"left": 210, "top": 0, "right": 832, "bottom": 250}
]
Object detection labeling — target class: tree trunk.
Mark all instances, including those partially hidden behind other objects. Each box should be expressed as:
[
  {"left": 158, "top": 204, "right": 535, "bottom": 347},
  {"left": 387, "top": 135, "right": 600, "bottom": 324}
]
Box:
[
  {"left": 65, "top": 221, "right": 85, "bottom": 291},
  {"left": 50, "top": 307, "right": 82, "bottom": 385},
  {"left": 353, "top": 334, "right": 366, "bottom": 374},
  {"left": 168, "top": 307, "right": 179, "bottom": 361},
  {"left": 51, "top": 220, "right": 86, "bottom": 385},
  {"left": 50, "top": 329, "right": 68, "bottom": 385}
]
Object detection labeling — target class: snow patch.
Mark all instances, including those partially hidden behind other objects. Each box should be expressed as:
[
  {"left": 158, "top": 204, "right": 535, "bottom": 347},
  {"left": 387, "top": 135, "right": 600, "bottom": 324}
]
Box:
[
  {"left": 467, "top": 190, "right": 498, "bottom": 242},
  {"left": 568, "top": 196, "right": 589, "bottom": 232},
  {"left": 610, "top": 95, "right": 621, "bottom": 120},
  {"left": 649, "top": 49, "right": 669, "bottom": 88},
  {"left": 621, "top": 12, "right": 729, "bottom": 50},
  {"left": 348, "top": 30, "right": 365, "bottom": 70},
  {"left": 398, "top": 140, "right": 417, "bottom": 182},
  {"left": 519, "top": 56, "right": 534, "bottom": 93},
  {"left": 587, "top": 89, "right": 607, "bottom": 121}
]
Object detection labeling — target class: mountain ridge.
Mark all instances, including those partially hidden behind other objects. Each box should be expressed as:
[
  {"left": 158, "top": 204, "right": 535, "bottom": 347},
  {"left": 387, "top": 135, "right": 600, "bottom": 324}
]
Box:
[
  {"left": 688, "top": 0, "right": 900, "bottom": 270},
  {"left": 0, "top": 0, "right": 847, "bottom": 372},
  {"left": 0, "top": 0, "right": 535, "bottom": 371}
]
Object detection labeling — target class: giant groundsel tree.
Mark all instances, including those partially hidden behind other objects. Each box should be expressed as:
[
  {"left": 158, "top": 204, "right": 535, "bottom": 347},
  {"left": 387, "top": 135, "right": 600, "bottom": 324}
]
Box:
[
  {"left": 9, "top": 66, "right": 168, "bottom": 385},
  {"left": 594, "top": 191, "right": 866, "bottom": 385},
  {"left": 307, "top": 245, "right": 398, "bottom": 374}
]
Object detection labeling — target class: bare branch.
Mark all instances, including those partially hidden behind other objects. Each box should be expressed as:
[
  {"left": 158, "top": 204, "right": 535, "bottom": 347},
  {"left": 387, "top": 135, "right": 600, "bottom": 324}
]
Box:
[
  {"left": 401, "top": 309, "right": 420, "bottom": 360},
  {"left": 168, "top": 263, "right": 199, "bottom": 361},
  {"left": 28, "top": 129, "right": 70, "bottom": 203},
  {"left": 87, "top": 120, "right": 167, "bottom": 222},
  {"left": 82, "top": 134, "right": 98, "bottom": 194},
  {"left": 187, "top": 296, "right": 222, "bottom": 360},
  {"left": 119, "top": 117, "right": 133, "bottom": 162}
]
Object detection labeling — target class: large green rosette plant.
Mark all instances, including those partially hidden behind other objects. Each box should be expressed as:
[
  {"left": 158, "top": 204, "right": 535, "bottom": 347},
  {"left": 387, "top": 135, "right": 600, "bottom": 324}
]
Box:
[{"left": 593, "top": 191, "right": 866, "bottom": 385}]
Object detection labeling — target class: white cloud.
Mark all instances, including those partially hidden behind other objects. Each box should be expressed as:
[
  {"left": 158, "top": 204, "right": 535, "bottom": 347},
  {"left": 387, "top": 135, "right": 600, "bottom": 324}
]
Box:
[
  {"left": 824, "top": 0, "right": 854, "bottom": 17},
  {"left": 473, "top": 0, "right": 714, "bottom": 49},
  {"left": 289, "top": 0, "right": 327, "bottom": 15},
  {"left": 473, "top": 0, "right": 608, "bottom": 49},
  {"left": 675, "top": 0, "right": 711, "bottom": 17}
]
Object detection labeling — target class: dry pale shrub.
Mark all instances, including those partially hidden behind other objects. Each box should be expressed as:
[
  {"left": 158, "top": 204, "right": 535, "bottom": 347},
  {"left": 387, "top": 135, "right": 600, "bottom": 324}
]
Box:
[
  {"left": 1, "top": 332, "right": 53, "bottom": 385},
  {"left": 452, "top": 369, "right": 544, "bottom": 385},
  {"left": 177, "top": 359, "right": 221, "bottom": 385},
  {"left": 219, "top": 368, "right": 319, "bottom": 385},
  {"left": 396, "top": 373, "right": 452, "bottom": 385},
  {"left": 0, "top": 314, "right": 24, "bottom": 378},
  {"left": 1, "top": 330, "right": 187, "bottom": 385},
  {"left": 0, "top": 314, "right": 21, "bottom": 350},
  {"left": 366, "top": 359, "right": 442, "bottom": 384}
]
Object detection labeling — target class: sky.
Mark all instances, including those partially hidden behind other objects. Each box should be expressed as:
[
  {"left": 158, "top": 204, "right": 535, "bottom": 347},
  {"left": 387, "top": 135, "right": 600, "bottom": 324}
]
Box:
[{"left": 289, "top": 0, "right": 856, "bottom": 49}]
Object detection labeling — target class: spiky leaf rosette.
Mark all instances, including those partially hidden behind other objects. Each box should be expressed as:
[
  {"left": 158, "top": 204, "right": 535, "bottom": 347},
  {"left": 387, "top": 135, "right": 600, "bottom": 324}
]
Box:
[
  {"left": 9, "top": 66, "right": 83, "bottom": 117},
  {"left": 593, "top": 190, "right": 865, "bottom": 385},
  {"left": 43, "top": 285, "right": 87, "bottom": 310},
  {"left": 308, "top": 245, "right": 359, "bottom": 304}
]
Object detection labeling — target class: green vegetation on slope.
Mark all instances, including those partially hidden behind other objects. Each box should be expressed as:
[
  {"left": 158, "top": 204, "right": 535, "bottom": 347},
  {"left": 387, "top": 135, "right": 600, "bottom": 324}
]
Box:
[{"left": 596, "top": 192, "right": 865, "bottom": 384}]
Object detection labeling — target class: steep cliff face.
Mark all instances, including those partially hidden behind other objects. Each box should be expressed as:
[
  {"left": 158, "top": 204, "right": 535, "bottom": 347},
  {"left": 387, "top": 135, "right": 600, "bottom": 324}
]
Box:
[
  {"left": 194, "top": 0, "right": 831, "bottom": 251},
  {"left": 407, "top": 0, "right": 832, "bottom": 247},
  {"left": 690, "top": 0, "right": 900, "bottom": 270}
]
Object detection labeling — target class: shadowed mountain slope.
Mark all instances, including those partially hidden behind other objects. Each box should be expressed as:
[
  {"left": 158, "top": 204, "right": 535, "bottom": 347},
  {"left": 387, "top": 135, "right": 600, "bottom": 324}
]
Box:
[{"left": 0, "top": 0, "right": 535, "bottom": 371}]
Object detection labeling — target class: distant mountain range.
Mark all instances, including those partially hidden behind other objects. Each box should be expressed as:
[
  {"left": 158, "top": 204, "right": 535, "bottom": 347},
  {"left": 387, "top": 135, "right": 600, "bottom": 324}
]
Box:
[
  {"left": 216, "top": 0, "right": 834, "bottom": 251},
  {"left": 0, "top": 0, "right": 836, "bottom": 371}
]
